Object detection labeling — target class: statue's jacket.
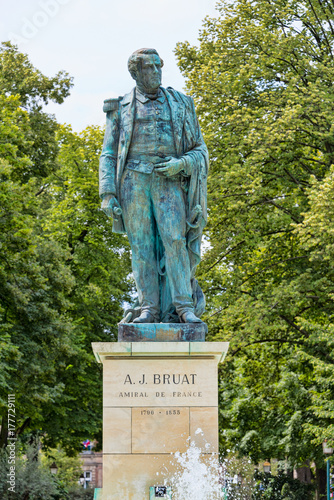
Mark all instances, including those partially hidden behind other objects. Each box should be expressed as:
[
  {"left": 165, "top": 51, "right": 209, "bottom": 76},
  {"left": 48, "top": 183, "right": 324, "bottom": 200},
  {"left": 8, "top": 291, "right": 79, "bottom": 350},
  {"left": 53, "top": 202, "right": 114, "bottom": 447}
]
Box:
[{"left": 99, "top": 86, "right": 209, "bottom": 278}]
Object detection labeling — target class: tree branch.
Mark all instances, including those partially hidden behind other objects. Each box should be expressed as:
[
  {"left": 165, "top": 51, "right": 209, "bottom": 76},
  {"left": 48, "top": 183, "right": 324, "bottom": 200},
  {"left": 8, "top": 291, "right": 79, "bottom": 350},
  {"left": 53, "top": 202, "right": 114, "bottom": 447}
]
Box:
[
  {"left": 205, "top": 240, "right": 246, "bottom": 272},
  {"left": 231, "top": 338, "right": 305, "bottom": 357},
  {"left": 241, "top": 255, "right": 308, "bottom": 285}
]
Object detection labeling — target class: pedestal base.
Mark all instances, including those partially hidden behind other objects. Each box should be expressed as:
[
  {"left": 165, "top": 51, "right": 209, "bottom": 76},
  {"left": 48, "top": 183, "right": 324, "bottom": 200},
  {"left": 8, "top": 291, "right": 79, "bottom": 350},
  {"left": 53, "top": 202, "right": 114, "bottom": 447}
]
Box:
[
  {"left": 92, "top": 342, "right": 229, "bottom": 500},
  {"left": 118, "top": 322, "right": 208, "bottom": 342}
]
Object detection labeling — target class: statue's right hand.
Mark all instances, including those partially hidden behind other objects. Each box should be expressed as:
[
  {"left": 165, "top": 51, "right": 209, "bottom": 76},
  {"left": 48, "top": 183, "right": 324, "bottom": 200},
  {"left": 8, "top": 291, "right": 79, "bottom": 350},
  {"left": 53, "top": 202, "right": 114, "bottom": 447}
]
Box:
[{"left": 101, "top": 194, "right": 121, "bottom": 218}]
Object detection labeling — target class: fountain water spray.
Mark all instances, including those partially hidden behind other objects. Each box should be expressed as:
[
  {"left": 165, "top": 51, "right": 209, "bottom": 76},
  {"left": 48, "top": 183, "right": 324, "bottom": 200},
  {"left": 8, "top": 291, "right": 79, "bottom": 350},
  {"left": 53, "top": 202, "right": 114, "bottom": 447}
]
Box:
[{"left": 158, "top": 429, "right": 223, "bottom": 500}]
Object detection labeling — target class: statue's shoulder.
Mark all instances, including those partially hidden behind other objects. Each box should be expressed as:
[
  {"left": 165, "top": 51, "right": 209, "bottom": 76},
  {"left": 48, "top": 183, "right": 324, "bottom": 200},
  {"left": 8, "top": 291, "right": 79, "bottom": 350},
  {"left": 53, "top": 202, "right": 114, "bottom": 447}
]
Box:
[
  {"left": 102, "top": 96, "right": 123, "bottom": 113},
  {"left": 103, "top": 89, "right": 135, "bottom": 112},
  {"left": 165, "top": 87, "right": 194, "bottom": 108}
]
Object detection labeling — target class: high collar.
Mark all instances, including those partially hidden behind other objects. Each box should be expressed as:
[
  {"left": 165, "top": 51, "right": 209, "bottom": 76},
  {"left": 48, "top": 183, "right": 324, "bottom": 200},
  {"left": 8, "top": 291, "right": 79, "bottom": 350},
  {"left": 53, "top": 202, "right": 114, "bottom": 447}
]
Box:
[{"left": 135, "top": 87, "right": 165, "bottom": 104}]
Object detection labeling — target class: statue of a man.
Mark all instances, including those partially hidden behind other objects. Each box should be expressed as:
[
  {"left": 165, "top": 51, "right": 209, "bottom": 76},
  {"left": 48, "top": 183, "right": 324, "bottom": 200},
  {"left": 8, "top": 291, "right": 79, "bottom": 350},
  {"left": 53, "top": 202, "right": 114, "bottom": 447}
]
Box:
[{"left": 99, "top": 48, "right": 208, "bottom": 324}]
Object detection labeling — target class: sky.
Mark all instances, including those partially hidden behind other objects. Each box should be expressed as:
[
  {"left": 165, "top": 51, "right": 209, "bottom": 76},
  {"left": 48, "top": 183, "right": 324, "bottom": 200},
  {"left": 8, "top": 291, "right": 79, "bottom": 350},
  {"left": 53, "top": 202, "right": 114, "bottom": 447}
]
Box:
[{"left": 1, "top": 0, "right": 217, "bottom": 131}]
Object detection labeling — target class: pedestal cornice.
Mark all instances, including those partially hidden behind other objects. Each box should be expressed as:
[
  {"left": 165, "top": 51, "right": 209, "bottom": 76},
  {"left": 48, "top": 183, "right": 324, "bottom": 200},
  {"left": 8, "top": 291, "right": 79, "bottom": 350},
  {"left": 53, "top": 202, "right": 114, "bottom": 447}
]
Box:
[{"left": 91, "top": 341, "right": 229, "bottom": 364}]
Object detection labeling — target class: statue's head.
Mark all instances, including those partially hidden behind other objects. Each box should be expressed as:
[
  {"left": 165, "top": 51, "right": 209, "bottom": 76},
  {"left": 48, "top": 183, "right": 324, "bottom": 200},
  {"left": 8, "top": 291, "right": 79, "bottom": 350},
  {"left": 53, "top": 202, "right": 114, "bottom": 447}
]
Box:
[{"left": 128, "top": 48, "right": 164, "bottom": 94}]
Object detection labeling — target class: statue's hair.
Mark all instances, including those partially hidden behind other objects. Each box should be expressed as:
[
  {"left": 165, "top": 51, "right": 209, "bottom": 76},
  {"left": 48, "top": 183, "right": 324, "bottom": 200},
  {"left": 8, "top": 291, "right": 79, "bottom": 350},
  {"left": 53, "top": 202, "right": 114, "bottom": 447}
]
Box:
[{"left": 128, "top": 48, "right": 164, "bottom": 79}]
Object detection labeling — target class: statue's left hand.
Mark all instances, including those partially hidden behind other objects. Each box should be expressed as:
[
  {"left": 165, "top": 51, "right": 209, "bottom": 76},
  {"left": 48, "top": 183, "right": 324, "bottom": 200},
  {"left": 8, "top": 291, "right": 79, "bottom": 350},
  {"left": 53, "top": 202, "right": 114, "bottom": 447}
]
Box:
[{"left": 155, "top": 157, "right": 183, "bottom": 177}]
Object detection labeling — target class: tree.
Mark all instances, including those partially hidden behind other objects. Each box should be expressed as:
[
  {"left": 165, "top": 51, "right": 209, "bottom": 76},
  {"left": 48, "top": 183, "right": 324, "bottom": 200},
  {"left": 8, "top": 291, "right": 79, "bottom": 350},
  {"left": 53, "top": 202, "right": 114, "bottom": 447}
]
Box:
[
  {"left": 44, "top": 124, "right": 131, "bottom": 346},
  {"left": 0, "top": 445, "right": 59, "bottom": 500},
  {"left": 0, "top": 444, "right": 94, "bottom": 500},
  {"left": 38, "top": 124, "right": 131, "bottom": 452},
  {"left": 252, "top": 470, "right": 313, "bottom": 499},
  {"left": 175, "top": 0, "right": 334, "bottom": 486},
  {"left": 0, "top": 41, "right": 72, "bottom": 182},
  {"left": 0, "top": 91, "right": 76, "bottom": 448},
  {"left": 41, "top": 447, "right": 83, "bottom": 490},
  {"left": 0, "top": 43, "right": 131, "bottom": 453}
]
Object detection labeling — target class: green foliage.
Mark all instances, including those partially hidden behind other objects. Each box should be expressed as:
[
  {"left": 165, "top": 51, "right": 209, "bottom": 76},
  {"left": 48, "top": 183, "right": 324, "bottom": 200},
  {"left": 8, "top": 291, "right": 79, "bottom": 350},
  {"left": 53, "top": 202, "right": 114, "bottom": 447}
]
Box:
[
  {"left": 0, "top": 444, "right": 95, "bottom": 500},
  {"left": 252, "top": 471, "right": 313, "bottom": 500},
  {"left": 222, "top": 452, "right": 256, "bottom": 498},
  {"left": 44, "top": 124, "right": 131, "bottom": 346},
  {"left": 0, "top": 41, "right": 72, "bottom": 107},
  {"left": 66, "top": 487, "right": 94, "bottom": 500},
  {"left": 0, "top": 445, "right": 58, "bottom": 500},
  {"left": 176, "top": 0, "right": 334, "bottom": 474},
  {"left": 0, "top": 43, "right": 130, "bottom": 453},
  {"left": 42, "top": 448, "right": 83, "bottom": 487},
  {"left": 0, "top": 141, "right": 75, "bottom": 445},
  {"left": 0, "top": 42, "right": 73, "bottom": 182},
  {"left": 38, "top": 125, "right": 131, "bottom": 453}
]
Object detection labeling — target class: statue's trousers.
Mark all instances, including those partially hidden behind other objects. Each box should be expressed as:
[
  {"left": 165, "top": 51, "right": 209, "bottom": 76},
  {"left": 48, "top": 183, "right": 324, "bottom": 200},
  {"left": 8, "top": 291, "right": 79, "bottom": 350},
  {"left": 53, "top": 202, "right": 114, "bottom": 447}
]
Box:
[{"left": 121, "top": 167, "right": 193, "bottom": 318}]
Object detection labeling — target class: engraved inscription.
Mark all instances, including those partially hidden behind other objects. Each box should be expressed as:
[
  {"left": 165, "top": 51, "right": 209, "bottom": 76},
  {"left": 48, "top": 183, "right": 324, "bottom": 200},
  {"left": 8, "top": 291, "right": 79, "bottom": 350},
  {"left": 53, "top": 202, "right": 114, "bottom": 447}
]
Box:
[
  {"left": 123, "top": 373, "right": 198, "bottom": 385},
  {"left": 119, "top": 392, "right": 148, "bottom": 397},
  {"left": 103, "top": 358, "right": 218, "bottom": 407},
  {"left": 140, "top": 409, "right": 181, "bottom": 416}
]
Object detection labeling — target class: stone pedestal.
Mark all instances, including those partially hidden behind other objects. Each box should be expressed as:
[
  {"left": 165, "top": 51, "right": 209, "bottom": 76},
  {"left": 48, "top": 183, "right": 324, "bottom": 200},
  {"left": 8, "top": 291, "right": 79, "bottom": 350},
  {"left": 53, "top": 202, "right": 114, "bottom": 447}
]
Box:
[{"left": 92, "top": 337, "right": 228, "bottom": 499}]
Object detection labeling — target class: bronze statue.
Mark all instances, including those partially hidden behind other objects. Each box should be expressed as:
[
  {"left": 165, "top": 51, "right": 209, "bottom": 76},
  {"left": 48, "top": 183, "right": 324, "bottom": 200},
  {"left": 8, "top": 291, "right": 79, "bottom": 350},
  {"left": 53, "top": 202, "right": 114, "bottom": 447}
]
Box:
[{"left": 99, "top": 48, "right": 208, "bottom": 324}]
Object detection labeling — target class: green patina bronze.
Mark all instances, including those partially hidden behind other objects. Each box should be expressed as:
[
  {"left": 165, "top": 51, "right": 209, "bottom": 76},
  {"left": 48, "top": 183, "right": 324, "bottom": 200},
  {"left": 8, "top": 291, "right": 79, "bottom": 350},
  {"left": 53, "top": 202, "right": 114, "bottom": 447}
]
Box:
[{"left": 99, "top": 48, "right": 208, "bottom": 324}]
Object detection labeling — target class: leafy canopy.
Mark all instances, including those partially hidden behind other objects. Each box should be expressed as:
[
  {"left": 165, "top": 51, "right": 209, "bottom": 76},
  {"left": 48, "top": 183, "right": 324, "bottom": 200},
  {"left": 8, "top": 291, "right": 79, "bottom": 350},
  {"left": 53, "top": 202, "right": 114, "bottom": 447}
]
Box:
[
  {"left": 176, "top": 0, "right": 334, "bottom": 469},
  {"left": 0, "top": 43, "right": 131, "bottom": 453}
]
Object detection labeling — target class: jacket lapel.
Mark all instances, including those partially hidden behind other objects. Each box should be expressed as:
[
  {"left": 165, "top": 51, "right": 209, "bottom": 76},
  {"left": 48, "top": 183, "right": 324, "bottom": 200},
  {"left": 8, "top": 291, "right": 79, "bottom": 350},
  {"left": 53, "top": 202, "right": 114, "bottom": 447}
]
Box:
[{"left": 163, "top": 87, "right": 186, "bottom": 157}]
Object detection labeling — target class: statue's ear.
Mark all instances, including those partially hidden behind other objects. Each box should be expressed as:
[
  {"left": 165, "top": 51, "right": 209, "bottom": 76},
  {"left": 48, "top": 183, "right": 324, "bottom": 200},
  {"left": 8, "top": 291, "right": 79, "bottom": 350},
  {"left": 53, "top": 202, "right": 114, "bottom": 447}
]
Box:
[
  {"left": 129, "top": 69, "right": 138, "bottom": 81},
  {"left": 131, "top": 59, "right": 142, "bottom": 82}
]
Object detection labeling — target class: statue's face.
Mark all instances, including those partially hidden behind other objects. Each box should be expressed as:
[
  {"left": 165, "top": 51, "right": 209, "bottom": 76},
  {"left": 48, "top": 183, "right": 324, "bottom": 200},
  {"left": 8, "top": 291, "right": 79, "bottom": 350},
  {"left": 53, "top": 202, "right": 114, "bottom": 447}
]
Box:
[{"left": 136, "top": 54, "right": 162, "bottom": 93}]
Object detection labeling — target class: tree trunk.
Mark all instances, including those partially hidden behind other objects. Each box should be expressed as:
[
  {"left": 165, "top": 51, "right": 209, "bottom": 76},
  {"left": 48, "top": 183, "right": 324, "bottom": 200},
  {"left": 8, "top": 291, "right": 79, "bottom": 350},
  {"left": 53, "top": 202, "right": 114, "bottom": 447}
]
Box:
[
  {"left": 293, "top": 462, "right": 313, "bottom": 484},
  {"left": 0, "top": 413, "right": 8, "bottom": 448},
  {"left": 16, "top": 417, "right": 31, "bottom": 437},
  {"left": 316, "top": 467, "right": 326, "bottom": 500}
]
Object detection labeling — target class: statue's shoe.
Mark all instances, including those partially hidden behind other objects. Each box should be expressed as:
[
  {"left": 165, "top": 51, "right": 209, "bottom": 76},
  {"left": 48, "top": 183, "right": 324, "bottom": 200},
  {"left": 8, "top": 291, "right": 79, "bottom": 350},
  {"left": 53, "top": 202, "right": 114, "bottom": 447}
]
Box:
[
  {"left": 181, "top": 311, "right": 203, "bottom": 323},
  {"left": 133, "top": 311, "right": 158, "bottom": 323}
]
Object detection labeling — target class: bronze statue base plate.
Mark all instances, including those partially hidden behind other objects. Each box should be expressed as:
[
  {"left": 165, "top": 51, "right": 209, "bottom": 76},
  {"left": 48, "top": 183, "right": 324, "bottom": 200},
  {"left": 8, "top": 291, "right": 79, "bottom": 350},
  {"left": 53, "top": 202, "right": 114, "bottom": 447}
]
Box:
[{"left": 118, "top": 322, "right": 207, "bottom": 342}]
